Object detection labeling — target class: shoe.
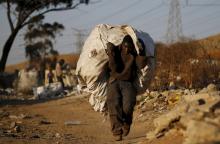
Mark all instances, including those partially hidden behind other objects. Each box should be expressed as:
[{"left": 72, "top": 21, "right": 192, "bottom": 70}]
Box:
[
  {"left": 114, "top": 135, "right": 122, "bottom": 141},
  {"left": 122, "top": 124, "right": 130, "bottom": 137}
]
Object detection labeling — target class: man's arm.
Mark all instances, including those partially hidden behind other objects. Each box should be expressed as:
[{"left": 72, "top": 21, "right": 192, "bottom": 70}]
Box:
[
  {"left": 106, "top": 42, "right": 118, "bottom": 73},
  {"left": 115, "top": 55, "right": 134, "bottom": 78}
]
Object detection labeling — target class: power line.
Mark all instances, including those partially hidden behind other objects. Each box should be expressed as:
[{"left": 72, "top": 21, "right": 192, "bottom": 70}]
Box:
[
  {"left": 148, "top": 1, "right": 219, "bottom": 41},
  {"left": 162, "top": 0, "right": 220, "bottom": 7},
  {"left": 93, "top": 0, "right": 143, "bottom": 23},
  {"left": 184, "top": 8, "right": 220, "bottom": 32},
  {"left": 137, "top": 5, "right": 167, "bottom": 28},
  {"left": 62, "top": 0, "right": 110, "bottom": 23},
  {"left": 64, "top": 1, "right": 164, "bottom": 32},
  {"left": 121, "top": 2, "right": 164, "bottom": 24},
  {"left": 72, "top": 27, "right": 88, "bottom": 53},
  {"left": 186, "top": 0, "right": 220, "bottom": 7},
  {"left": 77, "top": 0, "right": 144, "bottom": 28},
  {"left": 139, "top": 1, "right": 204, "bottom": 29},
  {"left": 185, "top": 12, "right": 220, "bottom": 35}
]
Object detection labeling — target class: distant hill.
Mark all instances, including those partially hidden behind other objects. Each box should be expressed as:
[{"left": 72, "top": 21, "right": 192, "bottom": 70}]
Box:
[
  {"left": 199, "top": 33, "right": 220, "bottom": 48},
  {"left": 5, "top": 53, "right": 79, "bottom": 73},
  {"left": 5, "top": 61, "right": 28, "bottom": 73},
  {"left": 198, "top": 34, "right": 220, "bottom": 60}
]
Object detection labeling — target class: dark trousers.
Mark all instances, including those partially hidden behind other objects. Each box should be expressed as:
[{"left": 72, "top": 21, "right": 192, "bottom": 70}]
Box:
[
  {"left": 57, "top": 76, "right": 64, "bottom": 88},
  {"left": 107, "top": 80, "right": 136, "bottom": 136}
]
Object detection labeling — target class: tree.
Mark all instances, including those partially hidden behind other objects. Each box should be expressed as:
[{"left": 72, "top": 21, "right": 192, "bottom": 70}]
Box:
[
  {"left": 0, "top": 0, "right": 89, "bottom": 72},
  {"left": 24, "top": 21, "right": 64, "bottom": 61}
]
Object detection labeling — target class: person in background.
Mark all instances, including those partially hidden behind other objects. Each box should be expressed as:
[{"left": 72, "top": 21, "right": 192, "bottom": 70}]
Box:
[
  {"left": 38, "top": 60, "right": 46, "bottom": 86},
  {"left": 51, "top": 57, "right": 57, "bottom": 69},
  {"left": 55, "top": 59, "right": 65, "bottom": 88},
  {"left": 47, "top": 66, "right": 54, "bottom": 84}
]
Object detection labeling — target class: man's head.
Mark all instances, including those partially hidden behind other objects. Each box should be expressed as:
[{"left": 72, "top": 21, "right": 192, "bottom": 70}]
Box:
[
  {"left": 121, "top": 35, "right": 135, "bottom": 54},
  {"left": 59, "top": 59, "right": 65, "bottom": 65}
]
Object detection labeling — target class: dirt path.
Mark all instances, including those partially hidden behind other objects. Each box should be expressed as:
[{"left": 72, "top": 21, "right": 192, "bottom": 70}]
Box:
[
  {"left": 0, "top": 93, "right": 184, "bottom": 144},
  {"left": 0, "top": 94, "right": 151, "bottom": 144}
]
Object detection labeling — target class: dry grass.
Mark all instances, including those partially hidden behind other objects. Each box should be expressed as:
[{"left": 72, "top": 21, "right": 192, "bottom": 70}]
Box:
[
  {"left": 151, "top": 34, "right": 220, "bottom": 89},
  {"left": 5, "top": 61, "right": 28, "bottom": 73}
]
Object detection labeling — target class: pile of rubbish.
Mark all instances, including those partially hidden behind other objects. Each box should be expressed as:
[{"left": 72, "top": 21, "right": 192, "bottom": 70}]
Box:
[
  {"left": 32, "top": 82, "right": 65, "bottom": 100},
  {"left": 137, "top": 83, "right": 220, "bottom": 144},
  {"left": 0, "top": 69, "right": 78, "bottom": 100}
]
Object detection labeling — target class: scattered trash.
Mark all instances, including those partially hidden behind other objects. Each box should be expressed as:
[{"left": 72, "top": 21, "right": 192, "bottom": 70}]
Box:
[
  {"left": 64, "top": 120, "right": 81, "bottom": 125},
  {"left": 9, "top": 114, "right": 31, "bottom": 120},
  {"left": 31, "top": 134, "right": 40, "bottom": 139},
  {"left": 39, "top": 120, "right": 51, "bottom": 125},
  {"left": 0, "top": 111, "right": 9, "bottom": 118},
  {"left": 32, "top": 82, "right": 63, "bottom": 100},
  {"left": 55, "top": 133, "right": 61, "bottom": 138},
  {"left": 10, "top": 122, "right": 16, "bottom": 129},
  {"left": 13, "top": 126, "right": 21, "bottom": 133},
  {"left": 9, "top": 115, "right": 18, "bottom": 119}
]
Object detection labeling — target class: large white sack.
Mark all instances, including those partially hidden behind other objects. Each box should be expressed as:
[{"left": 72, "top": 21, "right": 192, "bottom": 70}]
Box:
[{"left": 76, "top": 24, "right": 155, "bottom": 112}]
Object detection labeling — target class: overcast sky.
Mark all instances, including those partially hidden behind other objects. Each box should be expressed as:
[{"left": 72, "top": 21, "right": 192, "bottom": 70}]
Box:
[{"left": 1, "top": 0, "right": 220, "bottom": 65}]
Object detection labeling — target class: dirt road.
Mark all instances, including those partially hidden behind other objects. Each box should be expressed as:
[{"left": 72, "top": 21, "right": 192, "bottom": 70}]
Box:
[{"left": 0, "top": 94, "right": 182, "bottom": 144}]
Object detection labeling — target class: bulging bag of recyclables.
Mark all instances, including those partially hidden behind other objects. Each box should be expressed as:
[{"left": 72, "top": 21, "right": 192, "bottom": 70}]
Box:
[{"left": 76, "top": 24, "right": 156, "bottom": 112}]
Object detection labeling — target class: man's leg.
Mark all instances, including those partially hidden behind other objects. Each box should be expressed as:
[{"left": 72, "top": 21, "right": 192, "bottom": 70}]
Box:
[
  {"left": 57, "top": 76, "right": 64, "bottom": 88},
  {"left": 107, "top": 81, "right": 123, "bottom": 140},
  {"left": 120, "top": 81, "right": 136, "bottom": 137}
]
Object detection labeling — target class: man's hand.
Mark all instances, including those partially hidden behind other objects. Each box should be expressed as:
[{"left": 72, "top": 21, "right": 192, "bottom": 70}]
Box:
[{"left": 106, "top": 42, "right": 115, "bottom": 57}]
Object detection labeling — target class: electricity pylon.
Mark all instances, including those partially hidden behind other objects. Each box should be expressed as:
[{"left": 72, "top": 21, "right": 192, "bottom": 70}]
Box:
[{"left": 166, "top": 0, "right": 184, "bottom": 43}]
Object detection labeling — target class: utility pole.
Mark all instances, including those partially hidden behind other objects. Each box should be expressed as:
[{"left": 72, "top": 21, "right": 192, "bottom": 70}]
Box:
[
  {"left": 166, "top": 0, "right": 184, "bottom": 43},
  {"left": 72, "top": 28, "right": 87, "bottom": 54}
]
